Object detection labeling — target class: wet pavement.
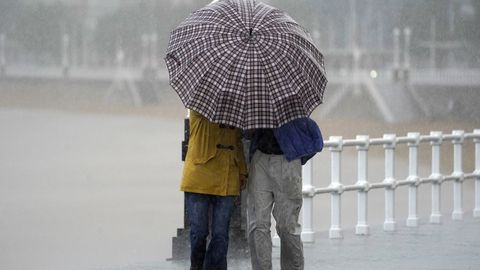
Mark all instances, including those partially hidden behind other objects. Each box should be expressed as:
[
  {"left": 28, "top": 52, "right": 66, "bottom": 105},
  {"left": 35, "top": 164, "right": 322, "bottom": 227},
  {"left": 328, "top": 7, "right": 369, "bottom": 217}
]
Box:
[
  {"left": 106, "top": 214, "right": 480, "bottom": 270},
  {"left": 298, "top": 214, "right": 480, "bottom": 270},
  {"left": 2, "top": 109, "right": 478, "bottom": 270}
]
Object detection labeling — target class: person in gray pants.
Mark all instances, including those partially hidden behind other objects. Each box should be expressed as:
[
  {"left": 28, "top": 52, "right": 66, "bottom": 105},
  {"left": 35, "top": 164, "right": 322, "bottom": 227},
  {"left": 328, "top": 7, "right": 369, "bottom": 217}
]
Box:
[{"left": 246, "top": 119, "right": 323, "bottom": 270}]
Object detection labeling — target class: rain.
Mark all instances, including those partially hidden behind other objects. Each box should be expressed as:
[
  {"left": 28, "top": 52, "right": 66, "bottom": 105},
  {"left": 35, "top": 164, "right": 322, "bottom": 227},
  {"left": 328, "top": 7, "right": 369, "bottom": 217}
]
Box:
[{"left": 0, "top": 0, "right": 479, "bottom": 270}]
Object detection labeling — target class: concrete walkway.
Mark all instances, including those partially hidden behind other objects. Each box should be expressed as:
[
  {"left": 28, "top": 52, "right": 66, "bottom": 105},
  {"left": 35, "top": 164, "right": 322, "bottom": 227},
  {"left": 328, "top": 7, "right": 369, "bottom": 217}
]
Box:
[
  {"left": 1, "top": 108, "right": 478, "bottom": 270},
  {"left": 298, "top": 214, "right": 480, "bottom": 270},
  {"left": 106, "top": 214, "right": 480, "bottom": 270}
]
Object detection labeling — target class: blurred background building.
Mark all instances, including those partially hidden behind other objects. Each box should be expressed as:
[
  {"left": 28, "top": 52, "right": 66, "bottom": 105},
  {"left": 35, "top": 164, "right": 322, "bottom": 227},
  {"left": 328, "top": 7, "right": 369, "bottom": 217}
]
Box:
[
  {"left": 0, "top": 0, "right": 478, "bottom": 69},
  {"left": 0, "top": 0, "right": 479, "bottom": 121}
]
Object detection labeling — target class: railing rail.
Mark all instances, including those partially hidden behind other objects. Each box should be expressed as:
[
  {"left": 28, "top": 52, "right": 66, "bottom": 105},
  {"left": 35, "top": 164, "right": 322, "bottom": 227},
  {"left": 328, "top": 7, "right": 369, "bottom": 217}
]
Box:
[{"left": 299, "top": 129, "right": 480, "bottom": 243}]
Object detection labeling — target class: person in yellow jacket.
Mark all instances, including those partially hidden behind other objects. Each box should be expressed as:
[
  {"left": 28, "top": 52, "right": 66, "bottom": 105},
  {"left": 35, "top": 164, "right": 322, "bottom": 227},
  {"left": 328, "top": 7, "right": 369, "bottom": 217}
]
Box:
[{"left": 181, "top": 110, "right": 248, "bottom": 270}]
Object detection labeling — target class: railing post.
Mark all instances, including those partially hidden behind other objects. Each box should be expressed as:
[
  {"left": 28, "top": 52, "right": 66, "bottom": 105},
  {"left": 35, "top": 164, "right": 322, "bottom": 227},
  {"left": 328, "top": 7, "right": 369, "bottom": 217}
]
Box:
[
  {"left": 355, "top": 135, "right": 370, "bottom": 235},
  {"left": 474, "top": 129, "right": 480, "bottom": 218},
  {"left": 301, "top": 160, "right": 315, "bottom": 243},
  {"left": 62, "top": 33, "right": 70, "bottom": 78},
  {"left": 150, "top": 33, "right": 158, "bottom": 70},
  {"left": 0, "top": 33, "right": 5, "bottom": 76},
  {"left": 452, "top": 130, "right": 465, "bottom": 220},
  {"left": 407, "top": 132, "right": 420, "bottom": 227},
  {"left": 403, "top": 27, "right": 411, "bottom": 82},
  {"left": 329, "top": 136, "right": 344, "bottom": 239},
  {"left": 392, "top": 28, "right": 401, "bottom": 81},
  {"left": 273, "top": 229, "right": 280, "bottom": 247},
  {"left": 383, "top": 134, "right": 397, "bottom": 231},
  {"left": 141, "top": 34, "right": 150, "bottom": 70},
  {"left": 430, "top": 131, "right": 443, "bottom": 224}
]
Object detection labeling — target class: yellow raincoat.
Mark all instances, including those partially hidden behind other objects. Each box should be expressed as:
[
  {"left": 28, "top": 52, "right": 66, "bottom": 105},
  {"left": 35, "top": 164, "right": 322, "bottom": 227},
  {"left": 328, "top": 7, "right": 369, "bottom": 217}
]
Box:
[{"left": 181, "top": 111, "right": 248, "bottom": 196}]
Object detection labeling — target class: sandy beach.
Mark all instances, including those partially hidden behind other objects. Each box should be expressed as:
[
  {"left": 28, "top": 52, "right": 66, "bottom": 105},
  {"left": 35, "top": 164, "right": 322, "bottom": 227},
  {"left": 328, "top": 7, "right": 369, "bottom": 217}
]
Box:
[{"left": 1, "top": 83, "right": 479, "bottom": 270}]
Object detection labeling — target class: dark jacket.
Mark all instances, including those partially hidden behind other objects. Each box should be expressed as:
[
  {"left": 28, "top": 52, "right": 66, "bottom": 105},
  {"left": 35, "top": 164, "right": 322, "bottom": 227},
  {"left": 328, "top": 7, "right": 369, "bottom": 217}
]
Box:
[{"left": 249, "top": 118, "right": 323, "bottom": 165}]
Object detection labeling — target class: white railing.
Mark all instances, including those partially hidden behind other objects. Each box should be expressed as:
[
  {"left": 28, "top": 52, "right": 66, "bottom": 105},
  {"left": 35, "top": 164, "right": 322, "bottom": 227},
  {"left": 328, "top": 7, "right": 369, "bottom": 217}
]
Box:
[{"left": 299, "top": 129, "right": 480, "bottom": 243}]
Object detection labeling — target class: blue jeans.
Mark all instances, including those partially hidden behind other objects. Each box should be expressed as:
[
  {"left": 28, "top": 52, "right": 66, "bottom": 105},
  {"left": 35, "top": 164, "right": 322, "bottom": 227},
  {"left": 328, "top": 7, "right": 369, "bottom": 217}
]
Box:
[{"left": 185, "top": 192, "right": 236, "bottom": 270}]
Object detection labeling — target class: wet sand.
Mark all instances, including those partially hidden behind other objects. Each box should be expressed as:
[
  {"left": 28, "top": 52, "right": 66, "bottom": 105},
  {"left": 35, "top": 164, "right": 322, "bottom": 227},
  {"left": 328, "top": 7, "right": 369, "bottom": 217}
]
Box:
[{"left": 0, "top": 84, "right": 479, "bottom": 270}]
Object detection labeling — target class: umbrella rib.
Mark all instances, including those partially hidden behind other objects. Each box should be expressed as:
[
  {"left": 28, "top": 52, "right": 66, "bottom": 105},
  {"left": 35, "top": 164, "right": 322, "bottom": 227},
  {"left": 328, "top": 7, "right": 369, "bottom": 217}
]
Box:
[
  {"left": 260, "top": 34, "right": 326, "bottom": 83},
  {"left": 262, "top": 31, "right": 323, "bottom": 70},
  {"left": 168, "top": 36, "right": 241, "bottom": 81},
  {"left": 167, "top": 30, "right": 236, "bottom": 55},
  {"left": 258, "top": 22, "right": 320, "bottom": 60},
  {"left": 172, "top": 20, "right": 239, "bottom": 36},
  {"left": 192, "top": 42, "right": 251, "bottom": 127},
  {"left": 170, "top": 38, "right": 246, "bottom": 106},
  {"left": 255, "top": 10, "right": 300, "bottom": 32},
  {"left": 235, "top": 0, "right": 255, "bottom": 30},
  {"left": 260, "top": 20, "right": 302, "bottom": 30},
  {"left": 172, "top": 22, "right": 237, "bottom": 36},
  {"left": 255, "top": 40, "right": 323, "bottom": 117},
  {"left": 174, "top": 1, "right": 247, "bottom": 34},
  {"left": 252, "top": 3, "right": 278, "bottom": 32},
  {"left": 259, "top": 57, "right": 280, "bottom": 127},
  {"left": 203, "top": 0, "right": 247, "bottom": 30}
]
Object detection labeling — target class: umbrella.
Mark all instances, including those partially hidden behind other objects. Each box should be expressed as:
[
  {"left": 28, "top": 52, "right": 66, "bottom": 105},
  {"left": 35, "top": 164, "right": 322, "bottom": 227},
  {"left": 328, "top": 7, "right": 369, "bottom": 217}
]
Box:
[{"left": 165, "top": 0, "right": 327, "bottom": 129}]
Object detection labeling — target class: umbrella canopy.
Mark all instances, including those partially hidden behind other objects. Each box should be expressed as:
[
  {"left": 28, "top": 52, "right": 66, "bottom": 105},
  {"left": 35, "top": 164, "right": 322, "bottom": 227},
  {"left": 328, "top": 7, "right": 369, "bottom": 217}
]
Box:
[{"left": 165, "top": 0, "right": 327, "bottom": 129}]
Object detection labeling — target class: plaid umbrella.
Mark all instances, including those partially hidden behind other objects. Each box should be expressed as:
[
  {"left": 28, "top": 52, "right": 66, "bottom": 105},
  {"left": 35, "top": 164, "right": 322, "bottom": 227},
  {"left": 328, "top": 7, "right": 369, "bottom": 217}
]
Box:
[{"left": 165, "top": 0, "right": 327, "bottom": 129}]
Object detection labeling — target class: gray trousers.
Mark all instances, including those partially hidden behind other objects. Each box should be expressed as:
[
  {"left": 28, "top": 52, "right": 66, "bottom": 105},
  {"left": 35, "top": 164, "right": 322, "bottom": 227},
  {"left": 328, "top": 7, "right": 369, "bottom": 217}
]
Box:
[{"left": 247, "top": 151, "right": 304, "bottom": 270}]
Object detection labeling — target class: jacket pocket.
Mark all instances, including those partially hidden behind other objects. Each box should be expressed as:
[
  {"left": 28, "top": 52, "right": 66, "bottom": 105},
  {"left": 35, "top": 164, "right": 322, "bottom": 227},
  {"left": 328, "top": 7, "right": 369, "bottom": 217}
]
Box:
[
  {"left": 191, "top": 144, "right": 217, "bottom": 165},
  {"left": 190, "top": 132, "right": 219, "bottom": 164}
]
